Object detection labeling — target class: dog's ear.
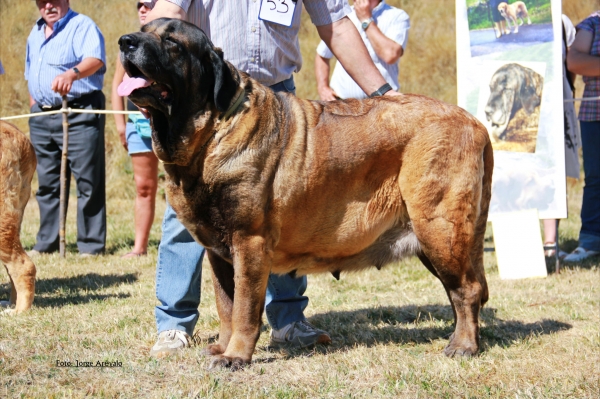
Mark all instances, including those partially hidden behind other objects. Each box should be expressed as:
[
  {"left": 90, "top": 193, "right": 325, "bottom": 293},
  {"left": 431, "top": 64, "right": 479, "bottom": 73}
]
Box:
[
  {"left": 209, "top": 47, "right": 238, "bottom": 112},
  {"left": 520, "top": 69, "right": 542, "bottom": 114}
]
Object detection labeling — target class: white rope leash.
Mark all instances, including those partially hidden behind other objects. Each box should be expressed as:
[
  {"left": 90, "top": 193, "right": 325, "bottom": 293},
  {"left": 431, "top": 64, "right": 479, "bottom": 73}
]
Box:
[
  {"left": 563, "top": 96, "right": 600, "bottom": 103},
  {"left": 0, "top": 108, "right": 142, "bottom": 121},
  {"left": 1, "top": 96, "right": 598, "bottom": 120}
]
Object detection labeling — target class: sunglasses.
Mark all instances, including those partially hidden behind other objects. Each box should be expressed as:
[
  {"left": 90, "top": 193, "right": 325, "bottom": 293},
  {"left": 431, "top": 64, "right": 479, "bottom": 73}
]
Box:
[{"left": 137, "top": 2, "right": 150, "bottom": 10}]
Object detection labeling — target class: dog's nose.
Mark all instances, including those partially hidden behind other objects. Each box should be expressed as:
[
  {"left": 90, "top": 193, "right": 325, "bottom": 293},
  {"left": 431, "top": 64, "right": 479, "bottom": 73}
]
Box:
[
  {"left": 484, "top": 105, "right": 493, "bottom": 118},
  {"left": 119, "top": 34, "right": 139, "bottom": 52}
]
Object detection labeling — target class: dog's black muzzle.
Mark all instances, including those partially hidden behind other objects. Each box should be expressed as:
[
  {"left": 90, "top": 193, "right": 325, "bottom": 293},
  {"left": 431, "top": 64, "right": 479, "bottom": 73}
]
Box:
[{"left": 119, "top": 34, "right": 140, "bottom": 54}]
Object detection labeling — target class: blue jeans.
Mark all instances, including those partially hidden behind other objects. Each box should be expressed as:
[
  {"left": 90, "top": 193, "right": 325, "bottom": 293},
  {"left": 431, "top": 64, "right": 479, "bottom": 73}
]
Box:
[
  {"left": 578, "top": 121, "right": 600, "bottom": 252},
  {"left": 155, "top": 77, "right": 309, "bottom": 335}
]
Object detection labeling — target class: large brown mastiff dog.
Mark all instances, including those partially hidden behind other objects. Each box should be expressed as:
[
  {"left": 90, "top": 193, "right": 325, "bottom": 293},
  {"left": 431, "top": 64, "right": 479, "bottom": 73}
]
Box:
[
  {"left": 0, "top": 121, "right": 37, "bottom": 314},
  {"left": 119, "top": 19, "right": 493, "bottom": 370}
]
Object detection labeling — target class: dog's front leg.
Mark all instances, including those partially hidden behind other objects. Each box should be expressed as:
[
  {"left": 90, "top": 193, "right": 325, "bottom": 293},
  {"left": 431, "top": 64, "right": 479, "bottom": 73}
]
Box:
[
  {"left": 203, "top": 250, "right": 235, "bottom": 357},
  {"left": 208, "top": 234, "right": 271, "bottom": 371}
]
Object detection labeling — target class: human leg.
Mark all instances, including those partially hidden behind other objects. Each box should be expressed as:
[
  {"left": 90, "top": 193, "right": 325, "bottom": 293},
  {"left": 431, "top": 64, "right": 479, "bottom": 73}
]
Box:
[
  {"left": 67, "top": 94, "right": 106, "bottom": 255},
  {"left": 151, "top": 202, "right": 205, "bottom": 357},
  {"left": 155, "top": 202, "right": 205, "bottom": 334},
  {"left": 494, "top": 22, "right": 502, "bottom": 38},
  {"left": 128, "top": 152, "right": 158, "bottom": 255},
  {"left": 579, "top": 121, "right": 600, "bottom": 251},
  {"left": 566, "top": 121, "right": 600, "bottom": 261},
  {"left": 542, "top": 219, "right": 566, "bottom": 258},
  {"left": 28, "top": 106, "right": 64, "bottom": 253}
]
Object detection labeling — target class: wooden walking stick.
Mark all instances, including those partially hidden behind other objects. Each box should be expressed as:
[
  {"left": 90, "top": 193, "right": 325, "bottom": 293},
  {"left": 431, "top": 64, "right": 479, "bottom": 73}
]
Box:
[{"left": 59, "top": 95, "right": 69, "bottom": 258}]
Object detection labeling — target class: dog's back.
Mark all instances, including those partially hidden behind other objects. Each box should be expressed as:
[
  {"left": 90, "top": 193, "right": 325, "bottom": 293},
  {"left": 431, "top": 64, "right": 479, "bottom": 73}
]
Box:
[{"left": 0, "top": 121, "right": 37, "bottom": 313}]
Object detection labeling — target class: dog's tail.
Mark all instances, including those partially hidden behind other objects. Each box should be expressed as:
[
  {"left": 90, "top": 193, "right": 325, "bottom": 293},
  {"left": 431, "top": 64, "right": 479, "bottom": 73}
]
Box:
[{"left": 0, "top": 122, "right": 37, "bottom": 212}]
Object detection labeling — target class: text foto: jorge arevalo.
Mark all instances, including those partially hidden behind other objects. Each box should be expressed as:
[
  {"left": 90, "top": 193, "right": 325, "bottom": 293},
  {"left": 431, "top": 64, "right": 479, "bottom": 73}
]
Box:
[{"left": 56, "top": 359, "right": 123, "bottom": 367}]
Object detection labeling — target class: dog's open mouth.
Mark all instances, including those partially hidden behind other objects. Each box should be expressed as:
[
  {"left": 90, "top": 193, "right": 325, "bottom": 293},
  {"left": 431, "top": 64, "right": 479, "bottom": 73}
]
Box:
[{"left": 118, "top": 61, "right": 173, "bottom": 113}]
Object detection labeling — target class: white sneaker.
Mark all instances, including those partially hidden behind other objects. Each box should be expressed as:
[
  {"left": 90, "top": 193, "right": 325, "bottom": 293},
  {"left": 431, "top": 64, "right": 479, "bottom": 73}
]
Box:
[
  {"left": 150, "top": 330, "right": 192, "bottom": 358},
  {"left": 563, "top": 247, "right": 600, "bottom": 262},
  {"left": 269, "top": 320, "right": 331, "bottom": 349}
]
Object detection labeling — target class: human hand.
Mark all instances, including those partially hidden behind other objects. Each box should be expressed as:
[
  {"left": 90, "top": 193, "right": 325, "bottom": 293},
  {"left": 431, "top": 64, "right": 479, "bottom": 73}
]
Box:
[
  {"left": 51, "top": 69, "right": 77, "bottom": 96},
  {"left": 117, "top": 125, "right": 128, "bottom": 151},
  {"left": 354, "top": 0, "right": 372, "bottom": 22},
  {"left": 384, "top": 90, "right": 402, "bottom": 97},
  {"left": 318, "top": 85, "right": 340, "bottom": 101}
]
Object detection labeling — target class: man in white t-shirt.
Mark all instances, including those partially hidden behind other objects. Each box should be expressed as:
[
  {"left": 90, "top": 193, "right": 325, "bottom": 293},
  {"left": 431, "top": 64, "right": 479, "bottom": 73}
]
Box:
[{"left": 315, "top": 0, "right": 409, "bottom": 100}]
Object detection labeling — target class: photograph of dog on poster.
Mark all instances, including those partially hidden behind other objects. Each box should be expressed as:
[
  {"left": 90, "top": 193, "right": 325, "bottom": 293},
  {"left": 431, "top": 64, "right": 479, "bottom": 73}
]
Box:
[
  {"left": 476, "top": 61, "right": 545, "bottom": 153},
  {"left": 465, "top": 0, "right": 553, "bottom": 58}
]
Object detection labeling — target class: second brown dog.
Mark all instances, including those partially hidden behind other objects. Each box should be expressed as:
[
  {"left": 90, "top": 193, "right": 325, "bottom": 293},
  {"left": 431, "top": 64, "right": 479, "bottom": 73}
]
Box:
[{"left": 0, "top": 121, "right": 37, "bottom": 314}]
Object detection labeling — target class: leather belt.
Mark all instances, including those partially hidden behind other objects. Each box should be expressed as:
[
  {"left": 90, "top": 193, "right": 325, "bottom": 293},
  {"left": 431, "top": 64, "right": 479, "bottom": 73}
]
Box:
[{"left": 39, "top": 90, "right": 100, "bottom": 111}]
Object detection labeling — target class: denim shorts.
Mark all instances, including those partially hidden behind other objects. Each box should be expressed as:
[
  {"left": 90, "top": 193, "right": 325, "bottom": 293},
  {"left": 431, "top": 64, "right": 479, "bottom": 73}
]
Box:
[{"left": 126, "top": 121, "right": 153, "bottom": 155}]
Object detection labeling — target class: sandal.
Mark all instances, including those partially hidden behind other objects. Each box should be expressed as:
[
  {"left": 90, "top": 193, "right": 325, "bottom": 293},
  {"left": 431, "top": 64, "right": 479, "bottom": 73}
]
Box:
[
  {"left": 543, "top": 243, "right": 568, "bottom": 259},
  {"left": 121, "top": 251, "right": 147, "bottom": 259}
]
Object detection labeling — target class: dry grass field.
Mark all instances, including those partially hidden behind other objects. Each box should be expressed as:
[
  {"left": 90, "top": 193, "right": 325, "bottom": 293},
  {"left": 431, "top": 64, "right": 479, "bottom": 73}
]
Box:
[{"left": 1, "top": 1, "right": 599, "bottom": 398}]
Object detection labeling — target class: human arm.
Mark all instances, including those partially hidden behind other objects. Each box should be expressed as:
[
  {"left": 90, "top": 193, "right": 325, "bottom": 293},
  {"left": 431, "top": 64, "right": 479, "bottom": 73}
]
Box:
[
  {"left": 354, "top": 0, "right": 403, "bottom": 64},
  {"left": 111, "top": 59, "right": 128, "bottom": 150},
  {"left": 316, "top": 16, "right": 399, "bottom": 96},
  {"left": 51, "top": 57, "right": 104, "bottom": 97},
  {"left": 144, "top": 0, "right": 186, "bottom": 23},
  {"left": 29, "top": 94, "right": 36, "bottom": 108},
  {"left": 567, "top": 29, "right": 600, "bottom": 77},
  {"left": 315, "top": 53, "right": 339, "bottom": 101}
]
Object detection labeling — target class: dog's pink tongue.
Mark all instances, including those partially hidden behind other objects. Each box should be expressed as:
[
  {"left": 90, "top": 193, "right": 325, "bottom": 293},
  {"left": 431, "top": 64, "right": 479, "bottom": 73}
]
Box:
[{"left": 117, "top": 76, "right": 152, "bottom": 97}]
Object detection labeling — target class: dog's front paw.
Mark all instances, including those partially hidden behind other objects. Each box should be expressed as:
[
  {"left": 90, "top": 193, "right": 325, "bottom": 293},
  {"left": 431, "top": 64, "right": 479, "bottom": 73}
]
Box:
[{"left": 208, "top": 355, "right": 249, "bottom": 371}]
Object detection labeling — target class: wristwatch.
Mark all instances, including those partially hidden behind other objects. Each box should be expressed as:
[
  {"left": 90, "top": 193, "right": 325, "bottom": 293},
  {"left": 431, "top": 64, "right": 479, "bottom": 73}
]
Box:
[
  {"left": 369, "top": 83, "right": 393, "bottom": 98},
  {"left": 361, "top": 17, "right": 374, "bottom": 31},
  {"left": 72, "top": 67, "right": 81, "bottom": 80}
]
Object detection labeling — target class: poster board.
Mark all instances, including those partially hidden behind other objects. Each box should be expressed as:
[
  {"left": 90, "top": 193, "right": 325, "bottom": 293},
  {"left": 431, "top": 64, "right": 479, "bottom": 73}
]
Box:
[
  {"left": 492, "top": 209, "right": 548, "bottom": 279},
  {"left": 456, "top": 0, "right": 566, "bottom": 221}
]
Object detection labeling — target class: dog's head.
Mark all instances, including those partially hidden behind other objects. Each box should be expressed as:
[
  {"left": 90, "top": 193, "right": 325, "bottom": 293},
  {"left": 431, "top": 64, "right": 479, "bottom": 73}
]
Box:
[
  {"left": 484, "top": 63, "right": 542, "bottom": 139},
  {"left": 498, "top": 2, "right": 509, "bottom": 18},
  {"left": 118, "top": 18, "right": 239, "bottom": 164}
]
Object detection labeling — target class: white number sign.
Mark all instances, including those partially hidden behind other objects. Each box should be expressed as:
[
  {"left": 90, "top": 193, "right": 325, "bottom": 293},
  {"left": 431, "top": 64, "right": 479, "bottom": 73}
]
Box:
[{"left": 259, "top": 0, "right": 297, "bottom": 27}]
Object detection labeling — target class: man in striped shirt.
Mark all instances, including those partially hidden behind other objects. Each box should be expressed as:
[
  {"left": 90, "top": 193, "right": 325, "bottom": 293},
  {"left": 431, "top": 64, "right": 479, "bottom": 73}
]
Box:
[
  {"left": 142, "top": 0, "right": 400, "bottom": 358},
  {"left": 25, "top": 0, "right": 107, "bottom": 257}
]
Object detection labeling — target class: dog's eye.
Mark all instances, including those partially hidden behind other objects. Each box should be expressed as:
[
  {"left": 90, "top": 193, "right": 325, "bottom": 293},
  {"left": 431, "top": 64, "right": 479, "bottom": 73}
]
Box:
[{"left": 165, "top": 37, "right": 181, "bottom": 51}]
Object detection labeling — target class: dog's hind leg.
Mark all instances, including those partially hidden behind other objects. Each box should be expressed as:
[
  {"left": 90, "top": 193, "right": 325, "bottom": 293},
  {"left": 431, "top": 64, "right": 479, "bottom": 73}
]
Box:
[
  {"left": 413, "top": 218, "right": 484, "bottom": 357},
  {"left": 0, "top": 205, "right": 36, "bottom": 313},
  {"left": 402, "top": 139, "right": 492, "bottom": 357},
  {"left": 1, "top": 247, "right": 36, "bottom": 314}
]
